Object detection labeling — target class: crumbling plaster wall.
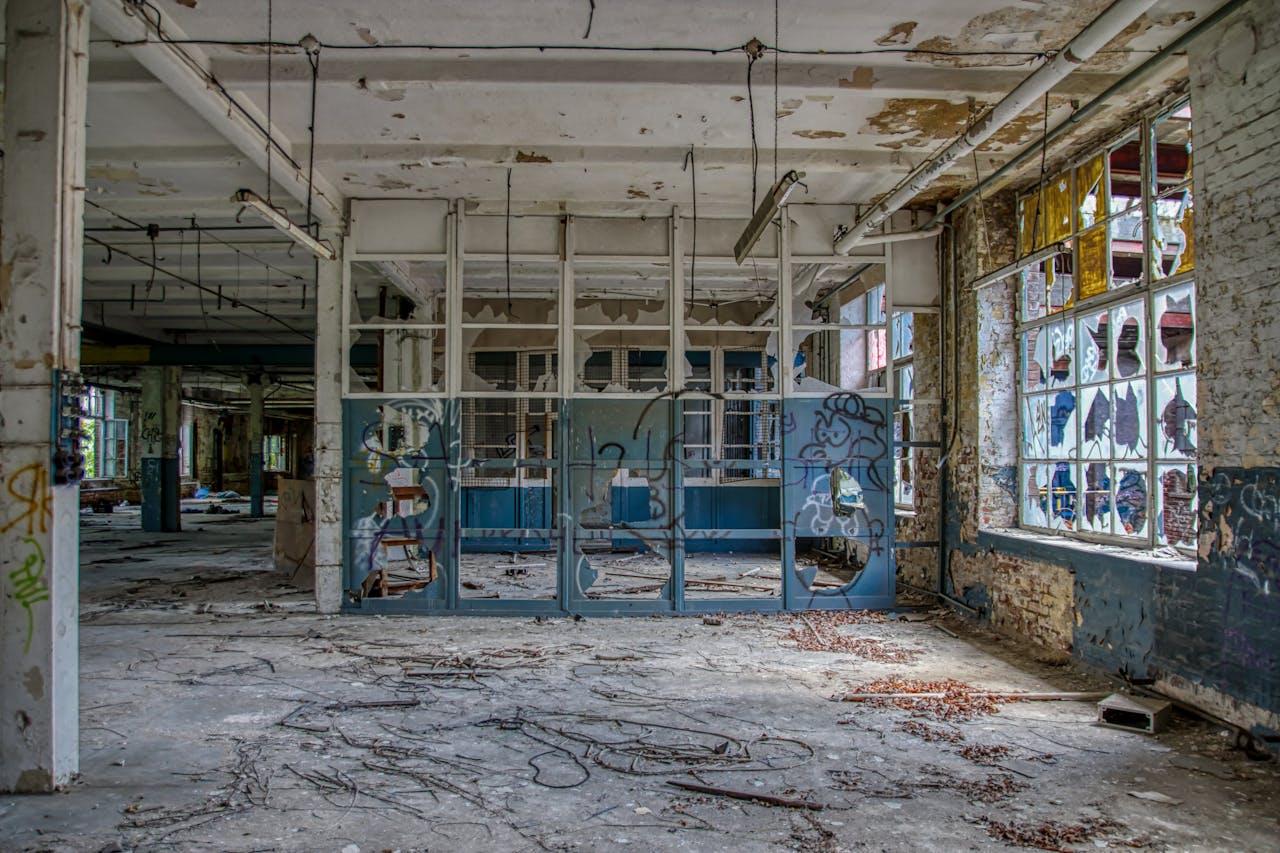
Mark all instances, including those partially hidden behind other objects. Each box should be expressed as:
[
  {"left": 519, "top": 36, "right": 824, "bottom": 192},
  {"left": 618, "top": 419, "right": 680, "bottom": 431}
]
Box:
[{"left": 937, "top": 0, "right": 1280, "bottom": 731}]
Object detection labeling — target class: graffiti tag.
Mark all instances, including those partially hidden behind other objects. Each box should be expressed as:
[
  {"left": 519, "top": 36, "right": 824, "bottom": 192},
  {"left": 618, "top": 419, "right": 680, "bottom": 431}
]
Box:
[
  {"left": 2, "top": 463, "right": 54, "bottom": 536},
  {"left": 9, "top": 537, "right": 49, "bottom": 654}
]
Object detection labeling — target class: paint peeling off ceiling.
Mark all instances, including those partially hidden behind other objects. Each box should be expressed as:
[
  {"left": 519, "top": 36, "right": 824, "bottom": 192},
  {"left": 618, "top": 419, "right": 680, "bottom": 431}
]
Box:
[{"left": 76, "top": 0, "right": 1219, "bottom": 346}]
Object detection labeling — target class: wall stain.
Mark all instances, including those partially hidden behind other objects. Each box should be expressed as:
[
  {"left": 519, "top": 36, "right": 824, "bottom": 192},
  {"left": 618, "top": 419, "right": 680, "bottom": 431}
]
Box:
[
  {"left": 875, "top": 21, "right": 918, "bottom": 46},
  {"left": 838, "top": 67, "right": 877, "bottom": 89},
  {"left": 793, "top": 129, "right": 846, "bottom": 140}
]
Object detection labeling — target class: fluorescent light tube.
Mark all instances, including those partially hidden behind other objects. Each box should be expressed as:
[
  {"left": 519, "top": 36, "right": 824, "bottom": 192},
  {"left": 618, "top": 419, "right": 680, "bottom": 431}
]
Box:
[
  {"left": 734, "top": 170, "right": 802, "bottom": 265},
  {"left": 231, "top": 189, "right": 336, "bottom": 261}
]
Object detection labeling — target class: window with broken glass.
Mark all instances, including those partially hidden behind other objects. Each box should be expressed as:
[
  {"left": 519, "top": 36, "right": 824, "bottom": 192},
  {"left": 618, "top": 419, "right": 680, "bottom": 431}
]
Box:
[{"left": 1016, "top": 100, "right": 1196, "bottom": 550}]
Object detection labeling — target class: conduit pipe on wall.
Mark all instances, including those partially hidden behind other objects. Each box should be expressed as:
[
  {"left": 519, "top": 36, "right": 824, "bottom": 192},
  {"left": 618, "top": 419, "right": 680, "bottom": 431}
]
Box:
[{"left": 832, "top": 0, "right": 1159, "bottom": 254}]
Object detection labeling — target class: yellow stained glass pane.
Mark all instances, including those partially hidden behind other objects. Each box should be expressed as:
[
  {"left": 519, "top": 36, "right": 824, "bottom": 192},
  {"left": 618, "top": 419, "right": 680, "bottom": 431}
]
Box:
[
  {"left": 1019, "top": 190, "right": 1041, "bottom": 257},
  {"left": 1079, "top": 225, "right": 1107, "bottom": 300},
  {"left": 1075, "top": 154, "right": 1105, "bottom": 230},
  {"left": 1175, "top": 202, "right": 1194, "bottom": 275},
  {"left": 1044, "top": 174, "right": 1071, "bottom": 245}
]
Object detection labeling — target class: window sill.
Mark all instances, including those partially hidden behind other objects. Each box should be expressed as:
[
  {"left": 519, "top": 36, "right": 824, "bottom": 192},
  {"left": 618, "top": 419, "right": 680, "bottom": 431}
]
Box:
[{"left": 978, "top": 527, "right": 1197, "bottom": 573}]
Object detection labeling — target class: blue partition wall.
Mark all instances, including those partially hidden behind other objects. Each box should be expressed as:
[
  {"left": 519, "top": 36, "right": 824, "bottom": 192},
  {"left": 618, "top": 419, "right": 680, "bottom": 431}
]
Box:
[{"left": 342, "top": 392, "right": 894, "bottom": 614}]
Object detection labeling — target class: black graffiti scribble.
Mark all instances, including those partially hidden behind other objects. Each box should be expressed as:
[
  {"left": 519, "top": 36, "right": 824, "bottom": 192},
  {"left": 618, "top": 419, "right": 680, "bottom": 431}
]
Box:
[{"left": 795, "top": 393, "right": 890, "bottom": 493}]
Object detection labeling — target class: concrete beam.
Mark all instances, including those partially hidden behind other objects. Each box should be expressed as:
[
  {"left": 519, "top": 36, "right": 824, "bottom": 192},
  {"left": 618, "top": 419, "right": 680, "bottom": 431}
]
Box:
[
  {"left": 0, "top": 0, "right": 90, "bottom": 794},
  {"left": 90, "top": 0, "right": 344, "bottom": 226}
]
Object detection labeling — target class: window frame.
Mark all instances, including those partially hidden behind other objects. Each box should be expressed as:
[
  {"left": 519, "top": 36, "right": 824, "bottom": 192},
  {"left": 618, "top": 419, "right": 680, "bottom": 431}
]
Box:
[{"left": 1014, "top": 98, "right": 1197, "bottom": 553}]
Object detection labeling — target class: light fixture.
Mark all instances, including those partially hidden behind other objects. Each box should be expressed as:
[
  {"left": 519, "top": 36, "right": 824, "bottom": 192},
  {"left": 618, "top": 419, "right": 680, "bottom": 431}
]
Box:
[
  {"left": 734, "top": 170, "right": 803, "bottom": 265},
  {"left": 971, "top": 241, "right": 1069, "bottom": 290},
  {"left": 231, "top": 189, "right": 336, "bottom": 261}
]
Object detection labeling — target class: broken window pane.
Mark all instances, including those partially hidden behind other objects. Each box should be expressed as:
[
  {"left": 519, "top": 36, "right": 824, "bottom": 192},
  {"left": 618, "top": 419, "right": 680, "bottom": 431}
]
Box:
[
  {"left": 1021, "top": 263, "right": 1047, "bottom": 322},
  {"left": 348, "top": 327, "right": 445, "bottom": 394},
  {"left": 1022, "top": 326, "right": 1047, "bottom": 392},
  {"left": 1047, "top": 319, "right": 1074, "bottom": 388},
  {"left": 1152, "top": 187, "right": 1193, "bottom": 280},
  {"left": 1078, "top": 384, "right": 1110, "bottom": 460},
  {"left": 1048, "top": 252, "right": 1074, "bottom": 313},
  {"left": 1078, "top": 461, "right": 1112, "bottom": 534},
  {"left": 463, "top": 328, "right": 556, "bottom": 392},
  {"left": 1047, "top": 461, "right": 1077, "bottom": 531},
  {"left": 1076, "top": 153, "right": 1106, "bottom": 231},
  {"left": 1021, "top": 463, "right": 1050, "bottom": 527},
  {"left": 575, "top": 260, "right": 670, "bottom": 326},
  {"left": 1157, "top": 463, "right": 1197, "bottom": 548},
  {"left": 1156, "top": 373, "right": 1197, "bottom": 459},
  {"left": 1048, "top": 389, "right": 1077, "bottom": 459},
  {"left": 1111, "top": 380, "right": 1148, "bottom": 460},
  {"left": 462, "top": 260, "right": 558, "bottom": 325},
  {"left": 1042, "top": 173, "right": 1073, "bottom": 246},
  {"left": 1110, "top": 301, "right": 1144, "bottom": 380},
  {"left": 350, "top": 260, "right": 447, "bottom": 325},
  {"left": 1077, "top": 311, "right": 1109, "bottom": 384},
  {"left": 573, "top": 330, "right": 670, "bottom": 394},
  {"left": 1113, "top": 463, "right": 1148, "bottom": 537},
  {"left": 687, "top": 258, "right": 778, "bottom": 326},
  {"left": 1021, "top": 393, "right": 1048, "bottom": 459},
  {"left": 830, "top": 466, "right": 865, "bottom": 515},
  {"left": 1108, "top": 138, "right": 1142, "bottom": 217},
  {"left": 1077, "top": 224, "right": 1108, "bottom": 301},
  {"left": 1152, "top": 104, "right": 1192, "bottom": 194},
  {"left": 1154, "top": 281, "right": 1195, "bottom": 370}
]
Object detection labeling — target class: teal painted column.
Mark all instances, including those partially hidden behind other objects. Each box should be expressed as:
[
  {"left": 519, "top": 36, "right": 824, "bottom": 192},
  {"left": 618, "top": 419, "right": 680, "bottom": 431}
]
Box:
[
  {"left": 248, "top": 379, "right": 265, "bottom": 517},
  {"left": 140, "top": 366, "right": 181, "bottom": 532}
]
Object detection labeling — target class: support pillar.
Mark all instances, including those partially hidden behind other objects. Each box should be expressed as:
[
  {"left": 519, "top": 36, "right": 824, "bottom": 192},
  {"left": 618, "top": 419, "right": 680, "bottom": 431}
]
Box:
[
  {"left": 0, "top": 0, "right": 89, "bottom": 793},
  {"left": 248, "top": 379, "right": 265, "bottom": 517},
  {"left": 313, "top": 230, "right": 345, "bottom": 612},
  {"left": 139, "top": 366, "right": 181, "bottom": 532}
]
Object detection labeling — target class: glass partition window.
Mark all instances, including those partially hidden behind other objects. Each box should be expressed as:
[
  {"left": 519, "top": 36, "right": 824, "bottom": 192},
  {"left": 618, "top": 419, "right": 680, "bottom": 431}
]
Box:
[
  {"left": 791, "top": 268, "right": 890, "bottom": 396},
  {"left": 1017, "top": 100, "right": 1196, "bottom": 550},
  {"left": 348, "top": 260, "right": 447, "bottom": 394}
]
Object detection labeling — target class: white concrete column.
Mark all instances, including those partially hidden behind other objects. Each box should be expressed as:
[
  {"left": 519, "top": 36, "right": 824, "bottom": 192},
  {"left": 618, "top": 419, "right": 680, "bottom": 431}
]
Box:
[
  {"left": 0, "top": 0, "right": 90, "bottom": 793},
  {"left": 248, "top": 378, "right": 265, "bottom": 517},
  {"left": 313, "top": 231, "right": 345, "bottom": 612}
]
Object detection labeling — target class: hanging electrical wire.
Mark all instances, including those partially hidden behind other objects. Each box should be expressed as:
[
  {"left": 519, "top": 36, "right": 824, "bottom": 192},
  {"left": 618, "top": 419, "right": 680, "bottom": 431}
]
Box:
[
  {"left": 505, "top": 167, "right": 514, "bottom": 315},
  {"left": 682, "top": 146, "right": 697, "bottom": 306},
  {"left": 84, "top": 234, "right": 314, "bottom": 341},
  {"left": 773, "top": 0, "right": 780, "bottom": 185},
  {"left": 265, "top": 0, "right": 274, "bottom": 205},
  {"left": 743, "top": 39, "right": 764, "bottom": 213},
  {"left": 302, "top": 33, "right": 322, "bottom": 231}
]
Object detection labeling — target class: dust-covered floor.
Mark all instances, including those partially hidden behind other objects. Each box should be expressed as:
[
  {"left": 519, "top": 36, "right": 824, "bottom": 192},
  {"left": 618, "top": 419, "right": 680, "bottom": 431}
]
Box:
[{"left": 1, "top": 517, "right": 1278, "bottom": 852}]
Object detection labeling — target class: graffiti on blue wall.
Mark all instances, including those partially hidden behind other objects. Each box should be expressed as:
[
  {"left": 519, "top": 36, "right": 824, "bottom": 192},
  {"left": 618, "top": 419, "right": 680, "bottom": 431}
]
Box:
[{"left": 342, "top": 392, "right": 895, "bottom": 613}]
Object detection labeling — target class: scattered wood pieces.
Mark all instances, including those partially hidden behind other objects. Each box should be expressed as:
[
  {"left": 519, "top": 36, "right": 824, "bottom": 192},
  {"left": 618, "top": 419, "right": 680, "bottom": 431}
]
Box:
[{"left": 666, "top": 779, "right": 824, "bottom": 810}]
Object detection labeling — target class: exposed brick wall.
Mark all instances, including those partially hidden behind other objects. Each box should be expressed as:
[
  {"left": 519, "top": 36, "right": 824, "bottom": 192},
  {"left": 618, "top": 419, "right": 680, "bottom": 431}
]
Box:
[
  {"left": 935, "top": 0, "right": 1280, "bottom": 729},
  {"left": 1190, "top": 4, "right": 1280, "bottom": 471}
]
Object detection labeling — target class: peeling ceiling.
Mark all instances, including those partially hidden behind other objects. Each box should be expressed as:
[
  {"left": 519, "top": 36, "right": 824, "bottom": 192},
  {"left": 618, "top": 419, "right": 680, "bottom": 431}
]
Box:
[{"left": 52, "top": 0, "right": 1222, "bottom": 348}]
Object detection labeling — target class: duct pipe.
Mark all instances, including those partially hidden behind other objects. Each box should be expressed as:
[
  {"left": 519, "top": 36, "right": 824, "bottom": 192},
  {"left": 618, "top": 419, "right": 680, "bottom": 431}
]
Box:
[{"left": 832, "top": 0, "right": 1159, "bottom": 255}]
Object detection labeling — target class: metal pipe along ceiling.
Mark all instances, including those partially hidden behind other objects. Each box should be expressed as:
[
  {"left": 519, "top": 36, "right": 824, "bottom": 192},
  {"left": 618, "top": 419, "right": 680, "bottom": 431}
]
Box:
[{"left": 832, "top": 0, "right": 1161, "bottom": 255}]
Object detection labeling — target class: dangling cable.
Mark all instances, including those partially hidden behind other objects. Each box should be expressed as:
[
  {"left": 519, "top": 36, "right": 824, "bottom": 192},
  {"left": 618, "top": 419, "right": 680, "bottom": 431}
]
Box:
[
  {"left": 746, "top": 47, "right": 760, "bottom": 213},
  {"left": 304, "top": 35, "right": 321, "bottom": 231},
  {"left": 265, "top": 0, "right": 274, "bottom": 204},
  {"left": 683, "top": 146, "right": 697, "bottom": 306},
  {"left": 773, "top": 0, "right": 780, "bottom": 185},
  {"left": 505, "top": 167, "right": 513, "bottom": 314}
]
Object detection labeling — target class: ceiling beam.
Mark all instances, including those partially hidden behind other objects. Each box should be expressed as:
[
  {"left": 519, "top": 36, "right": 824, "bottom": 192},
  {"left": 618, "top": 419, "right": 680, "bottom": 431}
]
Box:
[
  {"left": 91, "top": 0, "right": 344, "bottom": 226},
  {"left": 208, "top": 55, "right": 1123, "bottom": 101}
]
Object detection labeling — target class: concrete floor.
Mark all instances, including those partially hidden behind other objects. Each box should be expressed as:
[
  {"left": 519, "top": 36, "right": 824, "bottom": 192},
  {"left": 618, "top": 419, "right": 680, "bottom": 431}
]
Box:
[{"left": 1, "top": 513, "right": 1278, "bottom": 852}]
